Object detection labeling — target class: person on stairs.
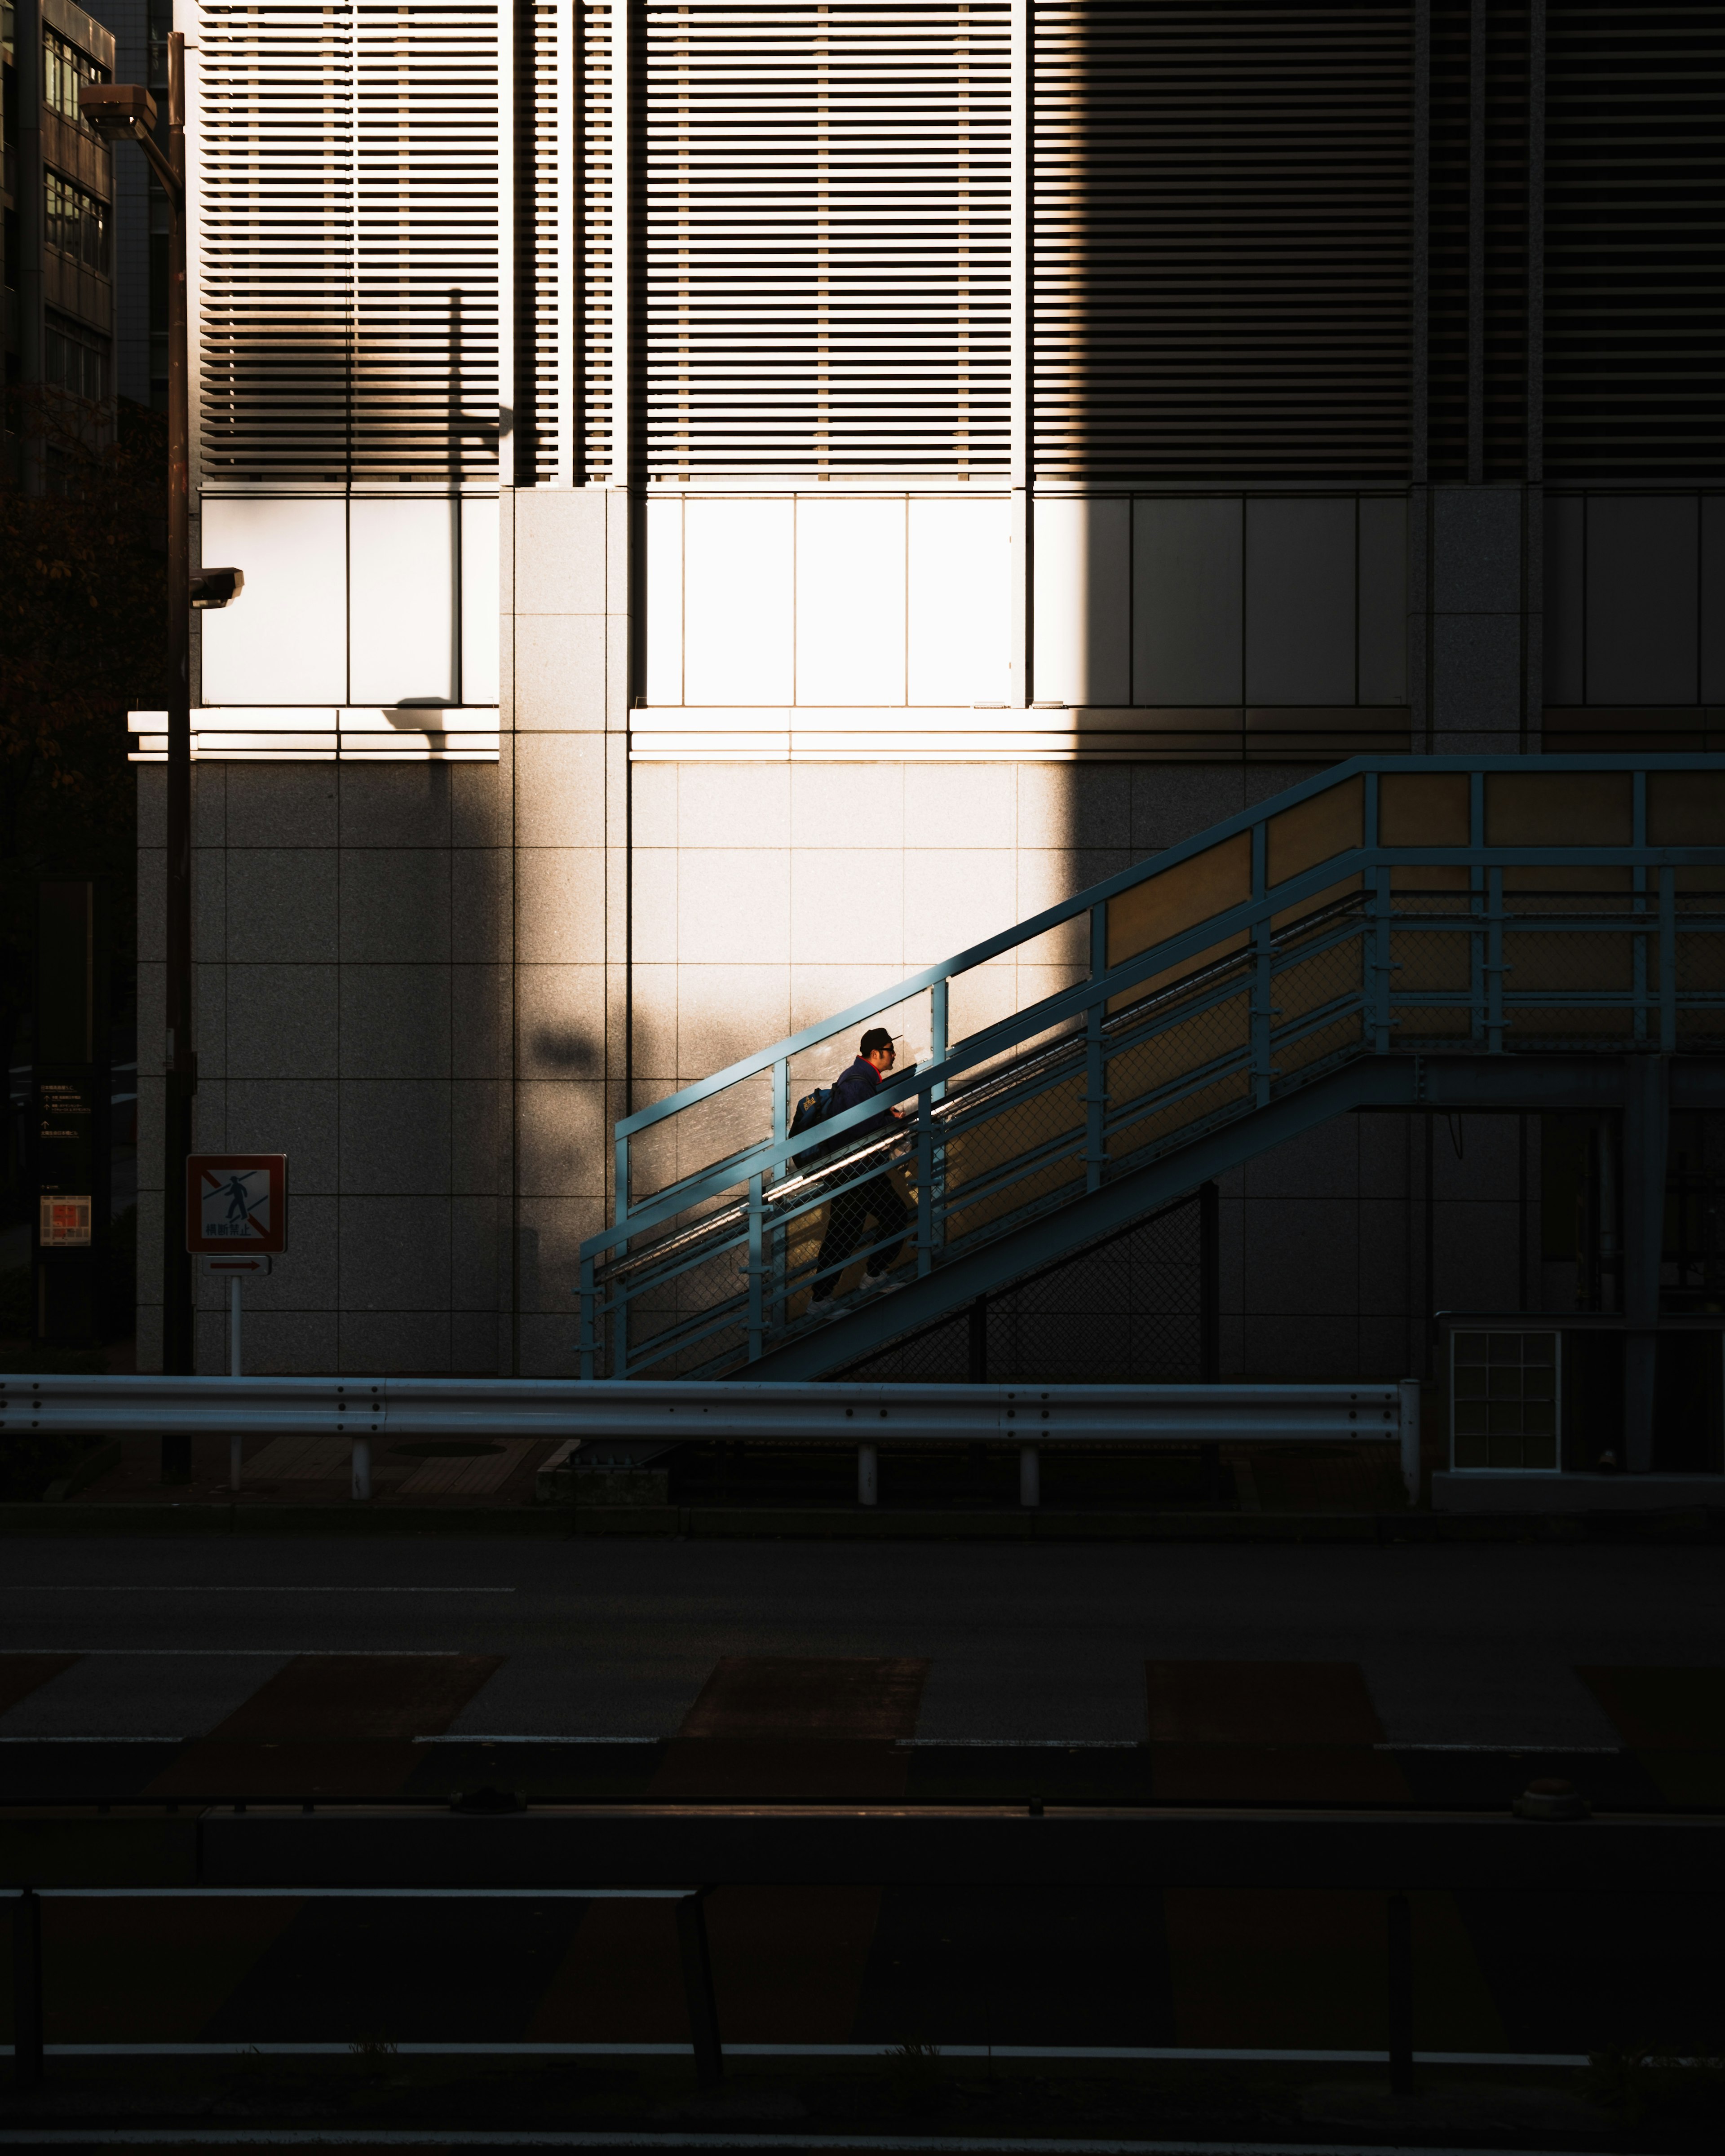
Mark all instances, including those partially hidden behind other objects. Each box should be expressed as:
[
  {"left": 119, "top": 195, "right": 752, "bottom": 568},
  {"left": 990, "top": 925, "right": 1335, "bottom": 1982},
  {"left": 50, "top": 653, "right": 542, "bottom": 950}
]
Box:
[{"left": 808, "top": 1026, "right": 912, "bottom": 1317}]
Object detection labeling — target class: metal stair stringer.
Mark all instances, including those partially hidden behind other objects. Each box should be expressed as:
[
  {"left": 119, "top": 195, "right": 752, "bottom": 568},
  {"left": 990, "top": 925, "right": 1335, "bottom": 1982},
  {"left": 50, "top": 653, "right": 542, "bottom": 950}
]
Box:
[{"left": 732, "top": 1050, "right": 1643, "bottom": 1380}]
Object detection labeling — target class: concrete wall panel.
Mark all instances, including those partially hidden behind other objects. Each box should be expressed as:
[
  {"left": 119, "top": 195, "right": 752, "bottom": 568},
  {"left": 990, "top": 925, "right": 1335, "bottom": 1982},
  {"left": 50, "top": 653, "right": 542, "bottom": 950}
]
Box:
[
  {"left": 1034, "top": 496, "right": 1131, "bottom": 707},
  {"left": 1245, "top": 497, "right": 1355, "bottom": 705},
  {"left": 1587, "top": 495, "right": 1698, "bottom": 706},
  {"left": 1132, "top": 497, "right": 1242, "bottom": 706}
]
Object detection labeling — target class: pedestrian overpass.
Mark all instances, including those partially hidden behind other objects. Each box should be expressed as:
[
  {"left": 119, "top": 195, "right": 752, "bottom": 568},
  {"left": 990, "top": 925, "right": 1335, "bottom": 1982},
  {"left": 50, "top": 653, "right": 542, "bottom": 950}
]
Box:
[{"left": 579, "top": 755, "right": 1725, "bottom": 1475}]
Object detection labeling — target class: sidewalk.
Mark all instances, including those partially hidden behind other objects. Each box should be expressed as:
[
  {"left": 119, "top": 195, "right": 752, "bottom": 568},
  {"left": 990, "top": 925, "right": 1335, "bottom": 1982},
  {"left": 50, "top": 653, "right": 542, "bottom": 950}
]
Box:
[{"left": 67, "top": 1431, "right": 557, "bottom": 1511}]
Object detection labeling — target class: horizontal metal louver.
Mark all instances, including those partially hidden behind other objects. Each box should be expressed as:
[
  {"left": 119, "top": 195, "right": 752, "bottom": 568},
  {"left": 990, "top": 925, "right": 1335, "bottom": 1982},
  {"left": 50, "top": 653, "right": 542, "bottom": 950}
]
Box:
[
  {"left": 641, "top": 0, "right": 1012, "bottom": 478},
  {"left": 199, "top": 0, "right": 500, "bottom": 486},
  {"left": 1033, "top": 0, "right": 1413, "bottom": 483},
  {"left": 1545, "top": 2, "right": 1725, "bottom": 484}
]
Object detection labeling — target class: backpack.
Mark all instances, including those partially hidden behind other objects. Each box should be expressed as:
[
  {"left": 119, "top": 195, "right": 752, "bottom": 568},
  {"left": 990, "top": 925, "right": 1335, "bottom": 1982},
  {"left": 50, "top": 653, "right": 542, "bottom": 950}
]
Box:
[{"left": 788, "top": 1084, "right": 838, "bottom": 1168}]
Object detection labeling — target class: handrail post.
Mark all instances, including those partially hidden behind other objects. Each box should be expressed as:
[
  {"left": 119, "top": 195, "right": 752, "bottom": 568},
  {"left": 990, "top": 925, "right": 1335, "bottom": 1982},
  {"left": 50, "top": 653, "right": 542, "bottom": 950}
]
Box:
[
  {"left": 675, "top": 1889, "right": 724, "bottom": 2087},
  {"left": 1486, "top": 866, "right": 1504, "bottom": 1053},
  {"left": 1387, "top": 1893, "right": 1414, "bottom": 2093},
  {"left": 1371, "top": 864, "right": 1393, "bottom": 1054},
  {"left": 1659, "top": 865, "right": 1676, "bottom": 1052},
  {"left": 745, "top": 1173, "right": 765, "bottom": 1361},
  {"left": 916, "top": 1077, "right": 935, "bottom": 1277},
  {"left": 12, "top": 1885, "right": 43, "bottom": 2088},
  {"left": 1085, "top": 904, "right": 1109, "bottom": 1192},
  {"left": 1249, "top": 823, "right": 1273, "bottom": 1106},
  {"left": 927, "top": 981, "right": 949, "bottom": 1269}
]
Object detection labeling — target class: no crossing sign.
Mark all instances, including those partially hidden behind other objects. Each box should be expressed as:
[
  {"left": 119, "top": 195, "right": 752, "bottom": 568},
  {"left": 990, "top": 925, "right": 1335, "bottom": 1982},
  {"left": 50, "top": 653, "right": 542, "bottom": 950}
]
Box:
[{"left": 186, "top": 1153, "right": 288, "bottom": 1255}]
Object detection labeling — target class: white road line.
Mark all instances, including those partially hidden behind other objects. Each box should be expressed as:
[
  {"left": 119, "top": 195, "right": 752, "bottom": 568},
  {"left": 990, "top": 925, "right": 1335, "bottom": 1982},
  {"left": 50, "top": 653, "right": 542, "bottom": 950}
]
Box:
[
  {"left": 1371, "top": 1742, "right": 1622, "bottom": 1754},
  {"left": 0, "top": 1648, "right": 472, "bottom": 1656},
  {"left": 0, "top": 2125, "right": 1607, "bottom": 2156},
  {"left": 419, "top": 1735, "right": 663, "bottom": 1745},
  {"left": 896, "top": 1738, "right": 1140, "bottom": 1749},
  {"left": 0, "top": 1587, "right": 518, "bottom": 1594},
  {"left": 2, "top": 2042, "right": 1594, "bottom": 2067}
]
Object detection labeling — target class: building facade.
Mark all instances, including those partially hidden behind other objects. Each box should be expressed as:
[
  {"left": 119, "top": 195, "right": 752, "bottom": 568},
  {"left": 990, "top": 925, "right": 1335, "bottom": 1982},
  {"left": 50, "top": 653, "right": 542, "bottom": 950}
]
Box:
[
  {"left": 4, "top": 0, "right": 122, "bottom": 483},
  {"left": 134, "top": 0, "right": 1725, "bottom": 1383}
]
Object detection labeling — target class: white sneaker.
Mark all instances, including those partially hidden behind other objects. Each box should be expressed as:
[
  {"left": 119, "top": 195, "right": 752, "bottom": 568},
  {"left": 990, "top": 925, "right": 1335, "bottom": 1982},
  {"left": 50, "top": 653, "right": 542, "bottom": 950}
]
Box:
[{"left": 857, "top": 1270, "right": 905, "bottom": 1297}]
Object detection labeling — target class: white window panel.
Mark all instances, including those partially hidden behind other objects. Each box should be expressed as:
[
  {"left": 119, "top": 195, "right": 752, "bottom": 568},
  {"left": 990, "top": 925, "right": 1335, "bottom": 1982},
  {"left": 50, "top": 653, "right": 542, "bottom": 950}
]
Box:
[
  {"left": 199, "top": 496, "right": 348, "bottom": 705},
  {"left": 349, "top": 498, "right": 457, "bottom": 707},
  {"left": 644, "top": 496, "right": 684, "bottom": 705},
  {"left": 460, "top": 496, "right": 501, "bottom": 704},
  {"left": 1033, "top": 496, "right": 1131, "bottom": 707},
  {"left": 683, "top": 498, "right": 794, "bottom": 704},
  {"left": 796, "top": 498, "right": 906, "bottom": 706},
  {"left": 908, "top": 497, "right": 1010, "bottom": 706}
]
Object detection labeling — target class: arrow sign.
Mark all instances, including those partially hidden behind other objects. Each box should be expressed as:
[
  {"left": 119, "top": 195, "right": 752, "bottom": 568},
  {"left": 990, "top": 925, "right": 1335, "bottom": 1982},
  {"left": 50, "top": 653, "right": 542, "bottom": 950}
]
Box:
[{"left": 204, "top": 1256, "right": 272, "bottom": 1276}]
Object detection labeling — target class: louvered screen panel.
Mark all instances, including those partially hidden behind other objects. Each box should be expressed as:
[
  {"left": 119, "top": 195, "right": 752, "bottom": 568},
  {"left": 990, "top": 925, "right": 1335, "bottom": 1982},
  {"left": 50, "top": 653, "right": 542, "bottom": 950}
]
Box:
[
  {"left": 1034, "top": 0, "right": 1413, "bottom": 483},
  {"left": 199, "top": 0, "right": 499, "bottom": 485},
  {"left": 525, "top": 0, "right": 563, "bottom": 482},
  {"left": 1545, "top": 3, "right": 1725, "bottom": 483},
  {"left": 582, "top": 0, "right": 613, "bottom": 476},
  {"left": 641, "top": 0, "right": 1011, "bottom": 478},
  {"left": 1426, "top": 0, "right": 1531, "bottom": 481}
]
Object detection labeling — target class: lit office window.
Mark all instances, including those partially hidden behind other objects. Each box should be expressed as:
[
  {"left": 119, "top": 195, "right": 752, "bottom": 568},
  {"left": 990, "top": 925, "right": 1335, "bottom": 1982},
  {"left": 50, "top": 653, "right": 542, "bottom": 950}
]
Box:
[{"left": 44, "top": 29, "right": 109, "bottom": 128}]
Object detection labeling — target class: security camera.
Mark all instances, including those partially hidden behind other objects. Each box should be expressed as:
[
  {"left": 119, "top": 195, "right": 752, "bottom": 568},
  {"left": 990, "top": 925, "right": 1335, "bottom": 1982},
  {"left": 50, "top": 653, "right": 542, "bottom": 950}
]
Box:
[{"left": 190, "top": 567, "right": 244, "bottom": 610}]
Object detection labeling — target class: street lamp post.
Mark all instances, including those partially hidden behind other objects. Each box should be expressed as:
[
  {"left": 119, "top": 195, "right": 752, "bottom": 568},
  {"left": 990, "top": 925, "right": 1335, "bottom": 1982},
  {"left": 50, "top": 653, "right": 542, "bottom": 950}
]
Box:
[{"left": 83, "top": 49, "right": 194, "bottom": 1473}]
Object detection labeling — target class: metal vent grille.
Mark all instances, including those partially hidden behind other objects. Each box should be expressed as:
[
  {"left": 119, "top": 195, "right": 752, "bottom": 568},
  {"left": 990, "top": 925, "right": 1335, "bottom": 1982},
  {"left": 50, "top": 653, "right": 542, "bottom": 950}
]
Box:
[
  {"left": 199, "top": 0, "right": 500, "bottom": 486},
  {"left": 1545, "top": 2, "right": 1725, "bottom": 484},
  {"left": 1033, "top": 0, "right": 1413, "bottom": 483},
  {"left": 641, "top": 0, "right": 1011, "bottom": 478}
]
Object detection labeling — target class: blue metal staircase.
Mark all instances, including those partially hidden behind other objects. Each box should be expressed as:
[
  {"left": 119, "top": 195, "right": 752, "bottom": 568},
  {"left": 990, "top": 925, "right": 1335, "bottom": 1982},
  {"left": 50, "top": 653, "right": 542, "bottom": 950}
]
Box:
[{"left": 580, "top": 756, "right": 1725, "bottom": 1382}]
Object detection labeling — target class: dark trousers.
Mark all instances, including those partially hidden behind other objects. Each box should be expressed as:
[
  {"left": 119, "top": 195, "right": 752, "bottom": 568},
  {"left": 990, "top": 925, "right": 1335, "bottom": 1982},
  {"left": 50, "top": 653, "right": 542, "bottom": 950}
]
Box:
[{"left": 811, "top": 1174, "right": 910, "bottom": 1299}]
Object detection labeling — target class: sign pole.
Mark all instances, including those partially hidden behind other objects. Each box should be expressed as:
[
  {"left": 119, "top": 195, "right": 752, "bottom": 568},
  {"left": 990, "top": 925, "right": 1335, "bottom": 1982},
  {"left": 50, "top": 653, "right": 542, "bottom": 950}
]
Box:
[
  {"left": 186, "top": 1156, "right": 287, "bottom": 1501},
  {"left": 228, "top": 1274, "right": 242, "bottom": 1490}
]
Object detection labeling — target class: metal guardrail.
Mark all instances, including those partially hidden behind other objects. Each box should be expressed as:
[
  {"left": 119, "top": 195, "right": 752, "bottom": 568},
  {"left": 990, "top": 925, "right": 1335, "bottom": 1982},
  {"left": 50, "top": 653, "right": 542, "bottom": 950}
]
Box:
[
  {"left": 0, "top": 1375, "right": 1419, "bottom": 1504},
  {"left": 2, "top": 1882, "right": 721, "bottom": 2091},
  {"left": 9, "top": 1801, "right": 1720, "bottom": 2097},
  {"left": 579, "top": 754, "right": 1725, "bottom": 1381}
]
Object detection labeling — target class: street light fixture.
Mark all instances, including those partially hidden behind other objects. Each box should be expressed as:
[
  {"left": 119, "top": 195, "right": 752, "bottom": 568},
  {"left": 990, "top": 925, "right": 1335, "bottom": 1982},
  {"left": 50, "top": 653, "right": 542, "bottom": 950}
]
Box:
[{"left": 83, "top": 42, "right": 200, "bottom": 1473}]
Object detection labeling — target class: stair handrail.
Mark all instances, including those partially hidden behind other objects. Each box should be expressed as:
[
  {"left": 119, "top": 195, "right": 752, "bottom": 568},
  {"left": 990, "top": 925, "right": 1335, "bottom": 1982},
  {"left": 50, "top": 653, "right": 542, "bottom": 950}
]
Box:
[{"left": 588, "top": 752, "right": 1725, "bottom": 1263}]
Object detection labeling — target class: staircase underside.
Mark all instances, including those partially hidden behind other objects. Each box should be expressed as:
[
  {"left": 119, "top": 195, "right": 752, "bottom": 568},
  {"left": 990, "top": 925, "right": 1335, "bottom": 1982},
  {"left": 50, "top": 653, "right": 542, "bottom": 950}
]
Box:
[{"left": 738, "top": 1052, "right": 1725, "bottom": 1380}]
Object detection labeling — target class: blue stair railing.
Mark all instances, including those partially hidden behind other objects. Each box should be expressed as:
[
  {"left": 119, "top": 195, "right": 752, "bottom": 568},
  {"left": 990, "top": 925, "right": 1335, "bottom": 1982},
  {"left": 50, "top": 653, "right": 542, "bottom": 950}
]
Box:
[{"left": 579, "top": 755, "right": 1725, "bottom": 1379}]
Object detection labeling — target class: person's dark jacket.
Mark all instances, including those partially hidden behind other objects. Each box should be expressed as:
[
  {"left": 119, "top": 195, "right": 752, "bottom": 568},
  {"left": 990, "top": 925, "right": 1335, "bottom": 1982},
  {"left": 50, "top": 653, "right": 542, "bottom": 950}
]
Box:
[{"left": 826, "top": 1056, "right": 897, "bottom": 1148}]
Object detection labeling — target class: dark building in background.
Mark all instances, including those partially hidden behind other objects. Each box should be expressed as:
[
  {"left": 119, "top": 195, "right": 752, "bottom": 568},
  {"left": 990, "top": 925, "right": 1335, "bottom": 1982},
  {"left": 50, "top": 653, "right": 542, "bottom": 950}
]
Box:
[{"left": 3, "top": 0, "right": 118, "bottom": 485}]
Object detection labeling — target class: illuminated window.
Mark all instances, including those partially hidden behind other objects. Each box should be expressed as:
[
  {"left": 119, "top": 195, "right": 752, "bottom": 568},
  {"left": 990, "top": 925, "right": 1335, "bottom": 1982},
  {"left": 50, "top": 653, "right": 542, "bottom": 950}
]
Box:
[{"left": 44, "top": 29, "right": 108, "bottom": 129}]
